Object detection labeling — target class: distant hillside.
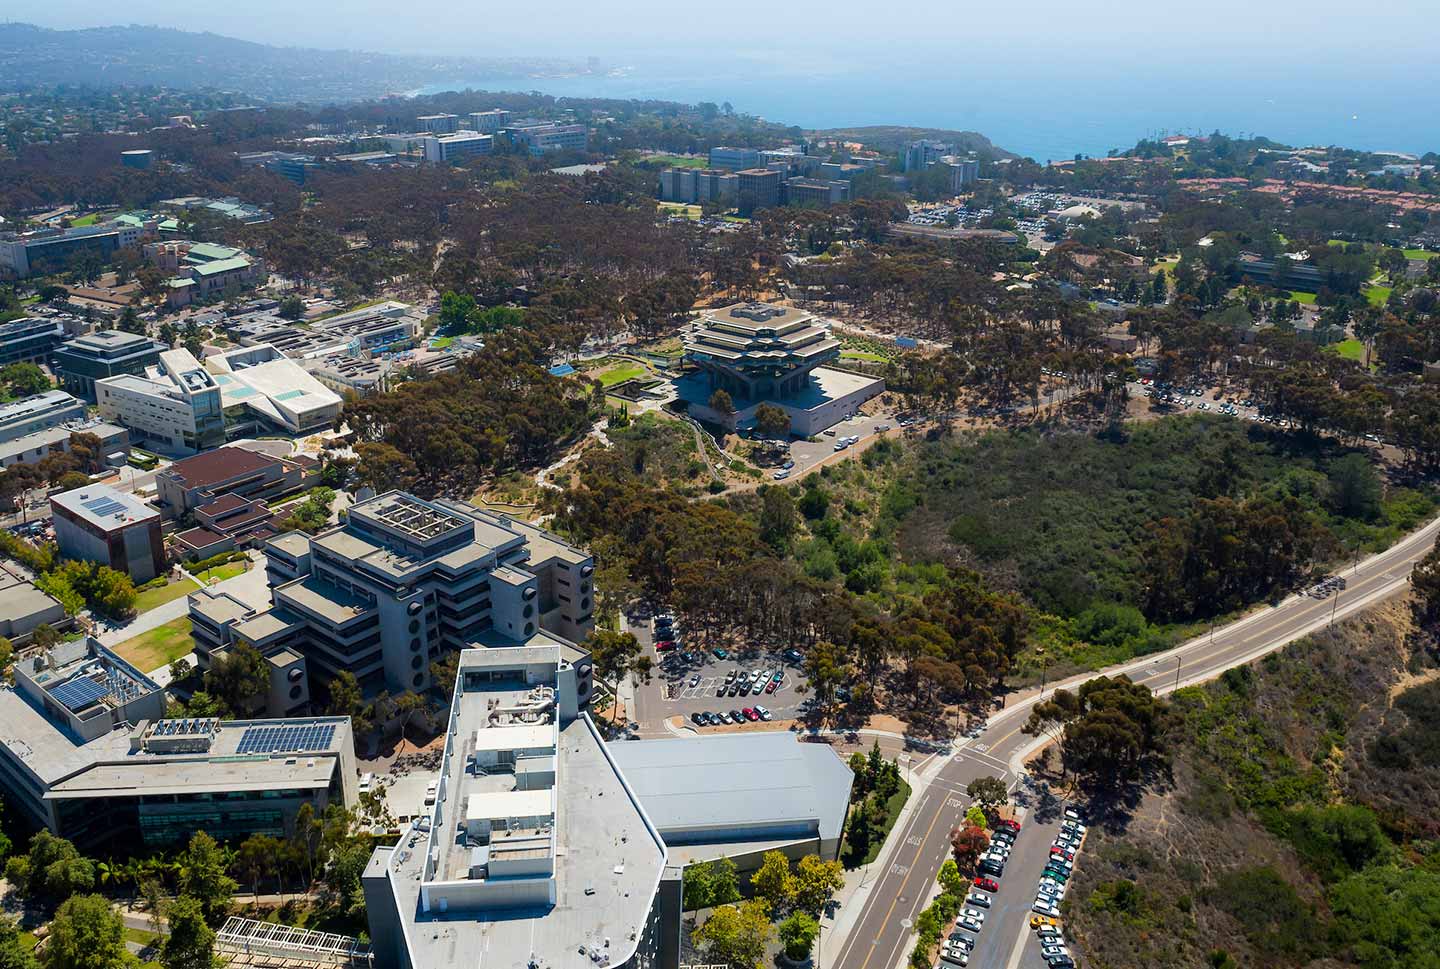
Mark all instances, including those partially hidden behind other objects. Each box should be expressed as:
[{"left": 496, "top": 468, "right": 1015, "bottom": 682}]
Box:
[
  {"left": 809, "top": 125, "right": 1015, "bottom": 159},
  {"left": 0, "top": 22, "right": 590, "bottom": 103}
]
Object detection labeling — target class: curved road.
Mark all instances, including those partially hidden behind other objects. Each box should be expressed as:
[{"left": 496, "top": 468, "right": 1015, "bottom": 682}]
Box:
[{"left": 828, "top": 514, "right": 1440, "bottom": 969}]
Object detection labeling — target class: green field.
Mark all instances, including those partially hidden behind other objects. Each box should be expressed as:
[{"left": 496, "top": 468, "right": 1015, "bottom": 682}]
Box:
[
  {"left": 69, "top": 213, "right": 100, "bottom": 227},
  {"left": 191, "top": 560, "right": 247, "bottom": 585},
  {"left": 1289, "top": 290, "right": 1318, "bottom": 305},
  {"left": 657, "top": 201, "right": 701, "bottom": 220},
  {"left": 431, "top": 336, "right": 455, "bottom": 349},
  {"left": 1365, "top": 285, "right": 1393, "bottom": 307},
  {"left": 841, "top": 350, "right": 889, "bottom": 363},
  {"left": 1403, "top": 249, "right": 1438, "bottom": 261},
  {"left": 113, "top": 616, "right": 195, "bottom": 673},
  {"left": 1330, "top": 338, "right": 1367, "bottom": 362},
  {"left": 595, "top": 361, "right": 649, "bottom": 387},
  {"left": 133, "top": 576, "right": 200, "bottom": 613}
]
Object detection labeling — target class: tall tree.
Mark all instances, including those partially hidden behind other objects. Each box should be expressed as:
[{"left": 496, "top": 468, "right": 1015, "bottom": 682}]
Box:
[
  {"left": 160, "top": 895, "right": 218, "bottom": 969},
  {"left": 42, "top": 895, "right": 132, "bottom": 969}
]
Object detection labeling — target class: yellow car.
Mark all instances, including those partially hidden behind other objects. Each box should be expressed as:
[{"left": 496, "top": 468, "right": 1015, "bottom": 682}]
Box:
[{"left": 1030, "top": 915, "right": 1060, "bottom": 930}]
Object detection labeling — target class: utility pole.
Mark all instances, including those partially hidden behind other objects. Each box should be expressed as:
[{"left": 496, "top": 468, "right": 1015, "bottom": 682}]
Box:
[{"left": 1173, "top": 654, "right": 1182, "bottom": 693}]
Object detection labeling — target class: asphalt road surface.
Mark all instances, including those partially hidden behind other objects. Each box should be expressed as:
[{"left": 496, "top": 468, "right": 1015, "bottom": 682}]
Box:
[{"left": 829, "top": 514, "right": 1440, "bottom": 969}]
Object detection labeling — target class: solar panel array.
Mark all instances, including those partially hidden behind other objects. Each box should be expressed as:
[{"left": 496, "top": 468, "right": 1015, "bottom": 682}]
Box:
[
  {"left": 236, "top": 723, "right": 337, "bottom": 754},
  {"left": 50, "top": 677, "right": 109, "bottom": 712},
  {"left": 82, "top": 495, "right": 128, "bottom": 518}
]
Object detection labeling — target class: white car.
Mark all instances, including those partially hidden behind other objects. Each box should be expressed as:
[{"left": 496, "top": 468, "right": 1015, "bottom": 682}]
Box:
[
  {"left": 773, "top": 469, "right": 790, "bottom": 480},
  {"left": 957, "top": 916, "right": 983, "bottom": 933},
  {"left": 961, "top": 908, "right": 986, "bottom": 923},
  {"left": 965, "top": 892, "right": 991, "bottom": 909},
  {"left": 1041, "top": 945, "right": 1070, "bottom": 959},
  {"left": 358, "top": 772, "right": 375, "bottom": 794},
  {"left": 1032, "top": 899, "right": 1060, "bottom": 917}
]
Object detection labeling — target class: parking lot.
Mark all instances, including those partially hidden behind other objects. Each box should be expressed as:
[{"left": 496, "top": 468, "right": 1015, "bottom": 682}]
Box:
[
  {"left": 765, "top": 410, "right": 897, "bottom": 482},
  {"left": 627, "top": 616, "right": 812, "bottom": 732}
]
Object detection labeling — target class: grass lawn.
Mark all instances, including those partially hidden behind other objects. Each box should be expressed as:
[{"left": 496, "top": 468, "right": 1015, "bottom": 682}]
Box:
[
  {"left": 1289, "top": 290, "right": 1318, "bottom": 305},
  {"left": 113, "top": 616, "right": 195, "bottom": 673},
  {"left": 133, "top": 576, "right": 201, "bottom": 613},
  {"left": 1330, "top": 339, "right": 1369, "bottom": 365},
  {"left": 431, "top": 336, "right": 455, "bottom": 349},
  {"left": 596, "top": 362, "right": 648, "bottom": 387},
  {"left": 656, "top": 201, "right": 701, "bottom": 220},
  {"left": 69, "top": 213, "right": 100, "bottom": 227},
  {"left": 124, "top": 927, "right": 160, "bottom": 947},
  {"left": 1365, "top": 285, "right": 1393, "bottom": 307},
  {"left": 841, "top": 350, "right": 889, "bottom": 363},
  {"left": 191, "top": 560, "right": 247, "bottom": 584},
  {"left": 1403, "top": 249, "right": 1437, "bottom": 261}
]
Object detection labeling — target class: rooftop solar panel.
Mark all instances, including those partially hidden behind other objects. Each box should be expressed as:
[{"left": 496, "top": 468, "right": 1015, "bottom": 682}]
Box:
[
  {"left": 235, "top": 723, "right": 336, "bottom": 754},
  {"left": 50, "top": 677, "right": 109, "bottom": 711},
  {"left": 82, "top": 497, "right": 128, "bottom": 517}
]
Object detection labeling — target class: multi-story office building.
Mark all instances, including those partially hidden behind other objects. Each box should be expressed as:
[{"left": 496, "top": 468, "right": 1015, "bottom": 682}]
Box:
[
  {"left": 0, "top": 420, "right": 128, "bottom": 470},
  {"left": 0, "top": 316, "right": 66, "bottom": 367},
  {"left": 784, "top": 177, "right": 850, "bottom": 207},
  {"left": 736, "top": 168, "right": 783, "bottom": 214},
  {"left": 96, "top": 348, "right": 226, "bottom": 455},
  {"left": 50, "top": 482, "right": 165, "bottom": 582},
  {"left": 658, "top": 168, "right": 739, "bottom": 204},
  {"left": 0, "top": 220, "right": 154, "bottom": 279},
  {"left": 189, "top": 492, "right": 597, "bottom": 696},
  {"left": 53, "top": 329, "right": 164, "bottom": 401},
  {"left": 467, "top": 109, "right": 510, "bottom": 133},
  {"left": 422, "top": 131, "right": 493, "bottom": 165},
  {"left": 708, "top": 146, "right": 762, "bottom": 171},
  {"left": 903, "top": 139, "right": 953, "bottom": 172},
  {"left": 416, "top": 114, "right": 459, "bottom": 134},
  {"left": 0, "top": 390, "right": 87, "bottom": 444},
  {"left": 506, "top": 122, "right": 589, "bottom": 155},
  {"left": 0, "top": 638, "right": 354, "bottom": 854},
  {"left": 149, "top": 241, "right": 266, "bottom": 308}
]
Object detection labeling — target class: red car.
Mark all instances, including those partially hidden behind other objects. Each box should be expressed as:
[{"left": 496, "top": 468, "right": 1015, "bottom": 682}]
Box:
[
  {"left": 1050, "top": 848, "right": 1074, "bottom": 861},
  {"left": 742, "top": 707, "right": 760, "bottom": 722},
  {"left": 655, "top": 640, "right": 676, "bottom": 652},
  {"left": 764, "top": 679, "right": 778, "bottom": 694},
  {"left": 999, "top": 819, "right": 1022, "bottom": 832},
  {"left": 973, "top": 876, "right": 999, "bottom": 893}
]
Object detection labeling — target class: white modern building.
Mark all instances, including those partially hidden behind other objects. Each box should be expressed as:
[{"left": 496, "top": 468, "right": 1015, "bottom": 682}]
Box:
[
  {"left": 205, "top": 344, "right": 344, "bottom": 436},
  {"left": 96, "top": 348, "right": 226, "bottom": 454},
  {"left": 423, "top": 131, "right": 493, "bottom": 164}
]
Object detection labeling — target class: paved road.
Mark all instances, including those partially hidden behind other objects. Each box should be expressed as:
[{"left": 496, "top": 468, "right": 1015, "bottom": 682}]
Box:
[{"left": 830, "top": 513, "right": 1440, "bottom": 969}]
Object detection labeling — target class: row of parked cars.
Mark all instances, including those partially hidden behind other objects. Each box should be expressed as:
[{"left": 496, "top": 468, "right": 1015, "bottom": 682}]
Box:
[
  {"left": 690, "top": 706, "right": 773, "bottom": 726},
  {"left": 715, "top": 668, "right": 783, "bottom": 697},
  {"left": 936, "top": 819, "right": 1021, "bottom": 968},
  {"left": 1028, "top": 808, "right": 1087, "bottom": 968}
]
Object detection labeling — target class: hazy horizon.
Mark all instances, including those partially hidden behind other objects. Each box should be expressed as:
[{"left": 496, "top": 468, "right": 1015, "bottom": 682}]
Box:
[{"left": 6, "top": 5, "right": 1439, "bottom": 160}]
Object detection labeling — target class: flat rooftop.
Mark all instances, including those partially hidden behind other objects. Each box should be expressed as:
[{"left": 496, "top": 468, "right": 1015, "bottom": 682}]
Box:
[
  {"left": 50, "top": 483, "right": 158, "bottom": 530},
  {"left": 609, "top": 733, "right": 853, "bottom": 844},
  {"left": 379, "top": 651, "right": 664, "bottom": 969}
]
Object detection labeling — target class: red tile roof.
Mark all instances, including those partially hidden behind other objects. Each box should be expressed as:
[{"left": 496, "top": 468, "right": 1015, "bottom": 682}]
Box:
[{"left": 163, "top": 447, "right": 279, "bottom": 489}]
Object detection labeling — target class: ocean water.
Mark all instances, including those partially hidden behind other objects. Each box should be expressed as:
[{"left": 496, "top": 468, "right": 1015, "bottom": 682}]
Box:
[{"left": 421, "top": 50, "right": 1438, "bottom": 162}]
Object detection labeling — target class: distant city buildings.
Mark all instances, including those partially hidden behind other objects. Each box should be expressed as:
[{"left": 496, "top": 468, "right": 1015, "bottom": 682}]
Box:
[
  {"left": 505, "top": 121, "right": 589, "bottom": 155},
  {"left": 145, "top": 240, "right": 266, "bottom": 308},
  {"left": 708, "top": 146, "right": 762, "bottom": 171},
  {"left": 902, "top": 139, "right": 980, "bottom": 193},
  {"left": 467, "top": 109, "right": 510, "bottom": 133},
  {"left": 416, "top": 113, "right": 460, "bottom": 134},
  {"left": 658, "top": 168, "right": 738, "bottom": 204},
  {"left": 120, "top": 149, "right": 153, "bottom": 169},
  {"left": 736, "top": 167, "right": 783, "bottom": 213},
  {"left": 0, "top": 315, "right": 67, "bottom": 367},
  {"left": 0, "top": 218, "right": 155, "bottom": 279},
  {"left": 423, "top": 131, "right": 493, "bottom": 165}
]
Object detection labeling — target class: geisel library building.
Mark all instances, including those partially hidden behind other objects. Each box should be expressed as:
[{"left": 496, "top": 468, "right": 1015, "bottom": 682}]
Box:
[
  {"left": 363, "top": 645, "right": 854, "bottom": 969},
  {"left": 677, "top": 301, "right": 885, "bottom": 436}
]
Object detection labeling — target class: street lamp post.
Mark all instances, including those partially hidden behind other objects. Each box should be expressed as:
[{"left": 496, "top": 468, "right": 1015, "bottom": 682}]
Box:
[{"left": 1173, "top": 654, "right": 1182, "bottom": 693}]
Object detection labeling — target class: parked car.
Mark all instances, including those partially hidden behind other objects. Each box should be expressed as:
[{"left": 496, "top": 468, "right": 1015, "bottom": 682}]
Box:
[
  {"left": 956, "top": 916, "right": 983, "bottom": 933},
  {"left": 688, "top": 674, "right": 701, "bottom": 687},
  {"left": 765, "top": 679, "right": 778, "bottom": 694},
  {"left": 713, "top": 648, "right": 729, "bottom": 660},
  {"left": 973, "top": 877, "right": 999, "bottom": 893},
  {"left": 691, "top": 712, "right": 706, "bottom": 726},
  {"left": 655, "top": 640, "right": 676, "bottom": 652},
  {"left": 1029, "top": 915, "right": 1060, "bottom": 930},
  {"left": 965, "top": 892, "right": 991, "bottom": 909},
  {"left": 754, "top": 705, "right": 773, "bottom": 721},
  {"left": 783, "top": 648, "right": 804, "bottom": 663},
  {"left": 773, "top": 469, "right": 791, "bottom": 480}
]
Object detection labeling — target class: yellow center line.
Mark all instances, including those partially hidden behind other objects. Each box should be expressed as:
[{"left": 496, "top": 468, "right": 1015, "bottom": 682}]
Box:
[{"left": 856, "top": 783, "right": 954, "bottom": 969}]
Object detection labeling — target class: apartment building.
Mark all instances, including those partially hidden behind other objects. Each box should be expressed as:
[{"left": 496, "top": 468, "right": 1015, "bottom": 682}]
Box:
[
  {"left": 50, "top": 482, "right": 165, "bottom": 582},
  {"left": 0, "top": 638, "right": 354, "bottom": 854},
  {"left": 96, "top": 348, "right": 226, "bottom": 454},
  {"left": 53, "top": 329, "right": 164, "bottom": 401},
  {"left": 188, "top": 492, "right": 597, "bottom": 697}
]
